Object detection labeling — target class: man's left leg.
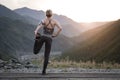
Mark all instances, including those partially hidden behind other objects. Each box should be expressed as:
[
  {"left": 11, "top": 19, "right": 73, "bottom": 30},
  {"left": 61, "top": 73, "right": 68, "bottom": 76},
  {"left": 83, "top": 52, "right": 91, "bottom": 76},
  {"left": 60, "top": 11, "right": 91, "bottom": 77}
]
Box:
[{"left": 42, "top": 37, "right": 52, "bottom": 75}]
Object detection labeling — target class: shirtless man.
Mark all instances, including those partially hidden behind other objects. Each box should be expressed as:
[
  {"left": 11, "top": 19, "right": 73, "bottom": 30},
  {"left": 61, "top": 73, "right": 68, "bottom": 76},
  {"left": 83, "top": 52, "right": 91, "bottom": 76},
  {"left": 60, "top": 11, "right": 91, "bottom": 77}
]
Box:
[{"left": 34, "top": 10, "right": 62, "bottom": 75}]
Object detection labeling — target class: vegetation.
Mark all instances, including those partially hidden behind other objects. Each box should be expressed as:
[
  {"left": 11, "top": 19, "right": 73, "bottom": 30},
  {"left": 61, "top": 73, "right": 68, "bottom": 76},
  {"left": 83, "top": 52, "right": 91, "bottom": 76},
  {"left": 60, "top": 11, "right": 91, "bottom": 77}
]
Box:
[{"left": 31, "top": 57, "right": 120, "bottom": 69}]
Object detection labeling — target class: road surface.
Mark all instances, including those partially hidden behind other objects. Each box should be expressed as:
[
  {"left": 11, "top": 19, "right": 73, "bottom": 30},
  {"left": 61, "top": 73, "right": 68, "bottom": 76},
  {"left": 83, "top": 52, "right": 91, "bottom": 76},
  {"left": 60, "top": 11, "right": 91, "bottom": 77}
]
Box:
[{"left": 0, "top": 72, "right": 120, "bottom": 80}]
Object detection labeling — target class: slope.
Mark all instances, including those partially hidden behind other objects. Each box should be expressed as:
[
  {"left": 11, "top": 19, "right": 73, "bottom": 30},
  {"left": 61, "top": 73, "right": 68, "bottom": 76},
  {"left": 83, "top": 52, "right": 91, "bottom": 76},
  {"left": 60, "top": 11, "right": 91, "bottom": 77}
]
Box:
[{"left": 62, "top": 19, "right": 120, "bottom": 63}]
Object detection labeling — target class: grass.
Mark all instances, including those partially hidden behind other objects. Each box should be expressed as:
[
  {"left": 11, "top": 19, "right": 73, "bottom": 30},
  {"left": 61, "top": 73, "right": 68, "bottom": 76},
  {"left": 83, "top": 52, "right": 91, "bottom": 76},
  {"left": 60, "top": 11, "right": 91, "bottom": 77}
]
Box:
[{"left": 31, "top": 57, "right": 120, "bottom": 69}]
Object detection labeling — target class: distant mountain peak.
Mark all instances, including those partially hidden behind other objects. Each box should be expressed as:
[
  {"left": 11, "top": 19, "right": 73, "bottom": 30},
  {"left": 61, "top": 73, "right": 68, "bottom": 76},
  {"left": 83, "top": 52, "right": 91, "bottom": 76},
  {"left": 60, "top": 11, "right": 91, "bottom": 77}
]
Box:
[
  {"left": 14, "top": 7, "right": 44, "bottom": 13},
  {"left": 0, "top": 4, "right": 23, "bottom": 20},
  {"left": 0, "top": 4, "right": 8, "bottom": 9},
  {"left": 20, "top": 7, "right": 30, "bottom": 10}
]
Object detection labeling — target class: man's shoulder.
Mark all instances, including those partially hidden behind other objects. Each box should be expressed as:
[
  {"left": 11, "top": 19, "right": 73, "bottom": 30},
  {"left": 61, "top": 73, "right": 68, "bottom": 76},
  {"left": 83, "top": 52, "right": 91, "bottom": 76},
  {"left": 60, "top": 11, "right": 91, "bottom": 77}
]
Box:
[{"left": 52, "top": 19, "right": 58, "bottom": 23}]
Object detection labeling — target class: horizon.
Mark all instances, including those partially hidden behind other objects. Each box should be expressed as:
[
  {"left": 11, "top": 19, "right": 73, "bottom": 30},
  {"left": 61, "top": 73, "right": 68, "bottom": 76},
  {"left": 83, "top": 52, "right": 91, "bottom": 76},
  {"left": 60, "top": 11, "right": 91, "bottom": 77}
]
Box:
[{"left": 0, "top": 0, "right": 120, "bottom": 22}]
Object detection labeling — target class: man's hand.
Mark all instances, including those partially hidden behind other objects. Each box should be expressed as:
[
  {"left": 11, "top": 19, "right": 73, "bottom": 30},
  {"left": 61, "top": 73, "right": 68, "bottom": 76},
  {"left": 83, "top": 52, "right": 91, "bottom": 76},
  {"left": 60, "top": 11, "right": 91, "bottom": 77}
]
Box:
[{"left": 52, "top": 33, "right": 57, "bottom": 38}]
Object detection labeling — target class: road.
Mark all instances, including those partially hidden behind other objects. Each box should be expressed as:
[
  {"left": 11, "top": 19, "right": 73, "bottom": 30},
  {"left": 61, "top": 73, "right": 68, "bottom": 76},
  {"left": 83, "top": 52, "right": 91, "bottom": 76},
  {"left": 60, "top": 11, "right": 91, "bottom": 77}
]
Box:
[{"left": 0, "top": 73, "right": 120, "bottom": 80}]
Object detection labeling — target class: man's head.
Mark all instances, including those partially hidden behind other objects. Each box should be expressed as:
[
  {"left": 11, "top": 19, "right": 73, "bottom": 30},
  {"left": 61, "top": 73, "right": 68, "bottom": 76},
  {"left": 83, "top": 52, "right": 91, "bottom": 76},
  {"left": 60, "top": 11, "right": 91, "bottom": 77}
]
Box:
[{"left": 46, "top": 9, "right": 52, "bottom": 18}]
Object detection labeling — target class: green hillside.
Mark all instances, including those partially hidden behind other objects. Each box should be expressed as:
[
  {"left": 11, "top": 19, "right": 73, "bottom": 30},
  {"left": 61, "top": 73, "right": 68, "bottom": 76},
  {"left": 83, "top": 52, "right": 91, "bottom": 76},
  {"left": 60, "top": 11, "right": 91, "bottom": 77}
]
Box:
[
  {"left": 0, "top": 17, "right": 34, "bottom": 60},
  {"left": 61, "top": 19, "right": 120, "bottom": 63}
]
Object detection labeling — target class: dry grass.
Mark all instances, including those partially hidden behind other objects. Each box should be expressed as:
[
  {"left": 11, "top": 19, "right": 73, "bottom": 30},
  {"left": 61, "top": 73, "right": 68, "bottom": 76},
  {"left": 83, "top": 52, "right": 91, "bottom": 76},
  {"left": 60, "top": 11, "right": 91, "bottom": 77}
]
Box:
[{"left": 31, "top": 57, "right": 120, "bottom": 69}]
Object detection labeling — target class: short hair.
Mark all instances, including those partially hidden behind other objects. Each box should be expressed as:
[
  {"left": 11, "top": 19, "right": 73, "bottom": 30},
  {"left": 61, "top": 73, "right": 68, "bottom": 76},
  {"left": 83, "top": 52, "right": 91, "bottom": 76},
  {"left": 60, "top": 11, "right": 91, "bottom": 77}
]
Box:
[{"left": 46, "top": 9, "right": 52, "bottom": 17}]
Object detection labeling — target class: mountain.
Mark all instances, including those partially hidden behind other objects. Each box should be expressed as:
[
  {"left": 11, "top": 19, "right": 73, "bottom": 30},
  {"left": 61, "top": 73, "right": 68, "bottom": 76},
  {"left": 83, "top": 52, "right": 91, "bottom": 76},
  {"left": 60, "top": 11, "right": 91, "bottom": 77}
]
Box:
[
  {"left": 0, "top": 17, "right": 34, "bottom": 60},
  {"left": 14, "top": 7, "right": 45, "bottom": 21},
  {"left": 52, "top": 34, "right": 74, "bottom": 52},
  {"left": 80, "top": 22, "right": 107, "bottom": 32},
  {"left": 0, "top": 5, "right": 23, "bottom": 20},
  {"left": 0, "top": 5, "right": 109, "bottom": 61},
  {"left": 0, "top": 5, "right": 38, "bottom": 25},
  {"left": 0, "top": 5, "right": 75, "bottom": 61},
  {"left": 14, "top": 7, "right": 78, "bottom": 25},
  {"left": 73, "top": 22, "right": 108, "bottom": 43},
  {"left": 0, "top": 16, "right": 74, "bottom": 60},
  {"left": 61, "top": 19, "right": 120, "bottom": 63},
  {"left": 14, "top": 7, "right": 82, "bottom": 37},
  {"left": 14, "top": 7, "right": 108, "bottom": 38}
]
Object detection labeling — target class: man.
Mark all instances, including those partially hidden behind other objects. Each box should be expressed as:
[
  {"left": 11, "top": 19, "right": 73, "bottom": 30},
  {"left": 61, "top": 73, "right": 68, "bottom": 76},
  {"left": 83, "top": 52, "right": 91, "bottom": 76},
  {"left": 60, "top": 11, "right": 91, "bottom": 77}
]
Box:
[{"left": 34, "top": 9, "right": 62, "bottom": 75}]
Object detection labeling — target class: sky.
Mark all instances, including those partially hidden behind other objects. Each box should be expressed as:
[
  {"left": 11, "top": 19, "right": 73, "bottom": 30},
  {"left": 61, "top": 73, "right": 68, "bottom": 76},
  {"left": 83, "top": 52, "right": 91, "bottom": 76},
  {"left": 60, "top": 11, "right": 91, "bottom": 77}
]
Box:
[{"left": 0, "top": 0, "right": 120, "bottom": 22}]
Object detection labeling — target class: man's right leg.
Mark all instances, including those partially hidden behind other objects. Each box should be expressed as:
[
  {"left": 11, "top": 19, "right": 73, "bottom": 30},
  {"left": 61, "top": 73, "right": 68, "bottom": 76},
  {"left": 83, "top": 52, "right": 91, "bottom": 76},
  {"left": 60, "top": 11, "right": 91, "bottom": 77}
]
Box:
[{"left": 33, "top": 37, "right": 44, "bottom": 54}]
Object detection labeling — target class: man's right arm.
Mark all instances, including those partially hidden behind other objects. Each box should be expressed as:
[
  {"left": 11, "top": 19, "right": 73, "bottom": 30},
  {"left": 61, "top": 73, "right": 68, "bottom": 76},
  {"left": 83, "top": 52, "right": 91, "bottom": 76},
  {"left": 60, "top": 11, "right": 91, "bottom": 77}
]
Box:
[
  {"left": 34, "top": 23, "right": 42, "bottom": 36},
  {"left": 34, "top": 19, "right": 45, "bottom": 35}
]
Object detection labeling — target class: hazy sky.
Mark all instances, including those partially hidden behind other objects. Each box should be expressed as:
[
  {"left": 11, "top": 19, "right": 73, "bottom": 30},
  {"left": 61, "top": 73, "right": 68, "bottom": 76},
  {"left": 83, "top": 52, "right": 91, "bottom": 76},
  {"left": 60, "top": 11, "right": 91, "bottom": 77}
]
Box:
[{"left": 0, "top": 0, "right": 120, "bottom": 22}]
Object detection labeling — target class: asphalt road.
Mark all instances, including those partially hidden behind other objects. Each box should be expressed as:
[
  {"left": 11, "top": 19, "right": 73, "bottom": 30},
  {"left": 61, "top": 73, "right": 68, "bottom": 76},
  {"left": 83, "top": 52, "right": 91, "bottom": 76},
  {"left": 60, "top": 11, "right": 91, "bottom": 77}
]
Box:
[{"left": 0, "top": 72, "right": 120, "bottom": 80}]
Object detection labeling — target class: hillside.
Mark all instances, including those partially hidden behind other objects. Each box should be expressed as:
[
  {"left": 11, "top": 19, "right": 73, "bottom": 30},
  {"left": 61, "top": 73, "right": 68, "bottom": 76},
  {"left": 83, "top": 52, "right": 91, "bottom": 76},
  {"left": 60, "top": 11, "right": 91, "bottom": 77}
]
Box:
[
  {"left": 62, "top": 19, "right": 120, "bottom": 63},
  {"left": 0, "top": 17, "right": 34, "bottom": 60}
]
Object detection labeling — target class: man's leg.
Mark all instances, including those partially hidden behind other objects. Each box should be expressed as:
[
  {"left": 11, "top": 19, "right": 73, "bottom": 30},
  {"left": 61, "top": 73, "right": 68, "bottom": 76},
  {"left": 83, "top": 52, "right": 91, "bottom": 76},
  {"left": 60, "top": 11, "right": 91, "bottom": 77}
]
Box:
[
  {"left": 33, "top": 37, "right": 44, "bottom": 54},
  {"left": 42, "top": 37, "right": 52, "bottom": 74}
]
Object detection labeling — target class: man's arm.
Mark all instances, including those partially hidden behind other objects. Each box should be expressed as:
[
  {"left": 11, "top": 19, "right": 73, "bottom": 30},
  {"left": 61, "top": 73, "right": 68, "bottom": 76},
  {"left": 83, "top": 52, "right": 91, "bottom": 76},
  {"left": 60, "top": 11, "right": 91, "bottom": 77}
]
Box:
[
  {"left": 34, "top": 23, "right": 42, "bottom": 36},
  {"left": 52, "top": 21, "right": 62, "bottom": 37}
]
